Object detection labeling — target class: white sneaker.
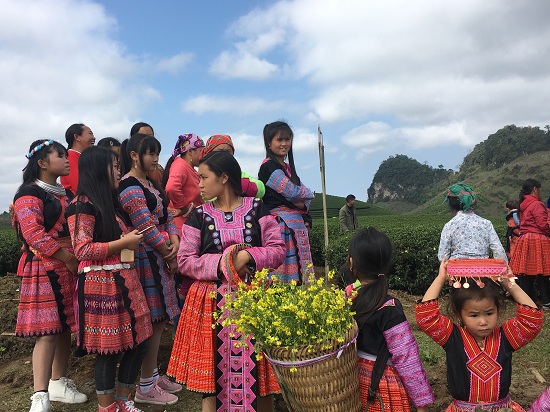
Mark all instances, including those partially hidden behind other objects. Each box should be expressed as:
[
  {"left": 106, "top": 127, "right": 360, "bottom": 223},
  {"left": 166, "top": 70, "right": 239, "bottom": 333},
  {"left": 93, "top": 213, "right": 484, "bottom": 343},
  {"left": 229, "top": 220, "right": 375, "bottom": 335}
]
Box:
[
  {"left": 29, "top": 392, "right": 51, "bottom": 412},
  {"left": 48, "top": 377, "right": 88, "bottom": 403}
]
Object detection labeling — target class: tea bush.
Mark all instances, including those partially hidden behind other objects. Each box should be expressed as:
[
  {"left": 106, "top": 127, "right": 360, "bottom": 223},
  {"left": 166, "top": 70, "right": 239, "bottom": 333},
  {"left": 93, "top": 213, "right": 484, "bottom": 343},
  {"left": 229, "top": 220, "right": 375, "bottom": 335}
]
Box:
[
  {"left": 0, "top": 227, "right": 21, "bottom": 276},
  {"left": 310, "top": 215, "right": 507, "bottom": 295}
]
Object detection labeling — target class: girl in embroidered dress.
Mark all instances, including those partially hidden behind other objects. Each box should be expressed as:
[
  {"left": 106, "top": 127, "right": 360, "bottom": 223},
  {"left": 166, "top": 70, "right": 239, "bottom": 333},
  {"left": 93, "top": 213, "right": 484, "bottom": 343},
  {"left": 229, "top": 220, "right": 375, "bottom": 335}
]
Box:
[
  {"left": 119, "top": 133, "right": 181, "bottom": 405},
  {"left": 167, "top": 151, "right": 286, "bottom": 412},
  {"left": 416, "top": 260, "right": 543, "bottom": 411},
  {"left": 67, "top": 146, "right": 152, "bottom": 412},
  {"left": 509, "top": 178, "right": 550, "bottom": 309},
  {"left": 12, "top": 139, "right": 88, "bottom": 412},
  {"left": 345, "top": 227, "right": 433, "bottom": 412},
  {"left": 258, "top": 121, "right": 314, "bottom": 283}
]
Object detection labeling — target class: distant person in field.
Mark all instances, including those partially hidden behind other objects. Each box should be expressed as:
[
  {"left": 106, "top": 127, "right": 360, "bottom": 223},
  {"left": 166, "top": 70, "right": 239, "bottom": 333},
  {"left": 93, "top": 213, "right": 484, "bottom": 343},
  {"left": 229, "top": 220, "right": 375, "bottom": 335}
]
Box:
[
  {"left": 339, "top": 194, "right": 359, "bottom": 233},
  {"left": 258, "top": 120, "right": 315, "bottom": 283},
  {"left": 438, "top": 183, "right": 507, "bottom": 261},
  {"left": 509, "top": 178, "right": 550, "bottom": 309},
  {"left": 60, "top": 123, "right": 95, "bottom": 193},
  {"left": 505, "top": 199, "right": 520, "bottom": 260}
]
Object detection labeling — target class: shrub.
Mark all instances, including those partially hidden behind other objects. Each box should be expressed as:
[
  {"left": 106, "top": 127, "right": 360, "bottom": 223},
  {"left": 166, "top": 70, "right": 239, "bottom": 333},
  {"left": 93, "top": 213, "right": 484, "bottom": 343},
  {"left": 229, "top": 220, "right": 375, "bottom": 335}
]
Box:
[
  {"left": 0, "top": 228, "right": 20, "bottom": 276},
  {"left": 310, "top": 215, "right": 507, "bottom": 295}
]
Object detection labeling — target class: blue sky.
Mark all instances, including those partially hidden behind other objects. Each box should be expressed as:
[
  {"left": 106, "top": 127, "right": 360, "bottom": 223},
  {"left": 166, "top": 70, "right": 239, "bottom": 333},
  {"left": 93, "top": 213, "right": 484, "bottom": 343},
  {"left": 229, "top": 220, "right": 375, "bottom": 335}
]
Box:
[{"left": 2, "top": 0, "right": 550, "bottom": 211}]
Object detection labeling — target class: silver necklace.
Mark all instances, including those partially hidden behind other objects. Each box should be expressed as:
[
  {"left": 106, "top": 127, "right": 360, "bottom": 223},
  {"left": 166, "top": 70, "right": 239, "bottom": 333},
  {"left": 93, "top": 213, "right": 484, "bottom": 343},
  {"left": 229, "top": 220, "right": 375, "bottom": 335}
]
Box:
[{"left": 35, "top": 179, "right": 66, "bottom": 196}]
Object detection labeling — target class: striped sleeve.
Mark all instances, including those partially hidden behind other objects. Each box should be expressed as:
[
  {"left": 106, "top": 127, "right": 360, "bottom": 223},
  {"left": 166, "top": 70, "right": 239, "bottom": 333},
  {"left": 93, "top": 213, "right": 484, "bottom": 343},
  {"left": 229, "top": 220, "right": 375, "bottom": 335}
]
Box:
[
  {"left": 67, "top": 203, "right": 109, "bottom": 262},
  {"left": 502, "top": 303, "right": 543, "bottom": 350},
  {"left": 119, "top": 184, "right": 165, "bottom": 248},
  {"left": 14, "top": 195, "right": 60, "bottom": 257},
  {"left": 384, "top": 321, "right": 434, "bottom": 407},
  {"left": 265, "top": 169, "right": 314, "bottom": 204},
  {"left": 415, "top": 299, "right": 453, "bottom": 346},
  {"left": 177, "top": 208, "right": 220, "bottom": 281}
]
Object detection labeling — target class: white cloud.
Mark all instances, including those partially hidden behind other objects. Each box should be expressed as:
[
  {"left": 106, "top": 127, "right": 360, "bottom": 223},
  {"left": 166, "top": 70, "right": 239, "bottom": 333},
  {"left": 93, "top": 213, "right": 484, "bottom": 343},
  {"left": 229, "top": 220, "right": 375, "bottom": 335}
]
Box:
[
  {"left": 0, "top": 0, "right": 162, "bottom": 209},
  {"left": 181, "top": 95, "right": 285, "bottom": 115},
  {"left": 216, "top": 0, "right": 550, "bottom": 152},
  {"left": 209, "top": 50, "right": 280, "bottom": 80},
  {"left": 156, "top": 52, "right": 194, "bottom": 75}
]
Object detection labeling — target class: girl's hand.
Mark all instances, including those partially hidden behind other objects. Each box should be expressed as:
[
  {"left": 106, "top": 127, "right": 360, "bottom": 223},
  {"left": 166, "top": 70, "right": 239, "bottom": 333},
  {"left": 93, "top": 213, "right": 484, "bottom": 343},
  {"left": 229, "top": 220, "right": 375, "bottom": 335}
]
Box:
[
  {"left": 170, "top": 208, "right": 183, "bottom": 217},
  {"left": 416, "top": 407, "right": 430, "bottom": 412},
  {"left": 165, "top": 256, "right": 178, "bottom": 275},
  {"left": 163, "top": 241, "right": 178, "bottom": 261},
  {"left": 66, "top": 256, "right": 79, "bottom": 276},
  {"left": 233, "top": 250, "right": 253, "bottom": 279},
  {"left": 438, "top": 257, "right": 448, "bottom": 280},
  {"left": 123, "top": 230, "right": 144, "bottom": 250}
]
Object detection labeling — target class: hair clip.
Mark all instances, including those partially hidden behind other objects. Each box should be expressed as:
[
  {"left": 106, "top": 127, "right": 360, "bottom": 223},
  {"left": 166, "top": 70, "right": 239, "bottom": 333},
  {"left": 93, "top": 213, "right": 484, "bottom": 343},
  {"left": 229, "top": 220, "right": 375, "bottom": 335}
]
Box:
[{"left": 25, "top": 140, "right": 57, "bottom": 159}]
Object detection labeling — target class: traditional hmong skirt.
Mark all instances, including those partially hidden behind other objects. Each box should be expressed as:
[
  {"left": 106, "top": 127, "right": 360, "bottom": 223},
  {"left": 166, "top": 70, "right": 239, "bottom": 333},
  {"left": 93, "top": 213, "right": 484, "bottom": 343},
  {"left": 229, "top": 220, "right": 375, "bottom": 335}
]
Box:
[
  {"left": 358, "top": 355, "right": 411, "bottom": 412},
  {"left": 134, "top": 242, "right": 180, "bottom": 322},
  {"left": 446, "top": 395, "right": 525, "bottom": 412},
  {"left": 510, "top": 232, "right": 550, "bottom": 275},
  {"left": 167, "top": 281, "right": 279, "bottom": 410},
  {"left": 76, "top": 255, "right": 152, "bottom": 354},
  {"left": 16, "top": 246, "right": 76, "bottom": 337},
  {"left": 272, "top": 209, "right": 314, "bottom": 283}
]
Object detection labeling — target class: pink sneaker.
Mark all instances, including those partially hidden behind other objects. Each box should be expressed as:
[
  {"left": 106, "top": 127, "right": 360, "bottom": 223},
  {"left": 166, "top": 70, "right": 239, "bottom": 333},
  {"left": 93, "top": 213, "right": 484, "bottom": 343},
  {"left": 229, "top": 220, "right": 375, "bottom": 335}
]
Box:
[
  {"left": 134, "top": 383, "right": 178, "bottom": 405},
  {"left": 156, "top": 374, "right": 183, "bottom": 394},
  {"left": 98, "top": 402, "right": 119, "bottom": 412},
  {"left": 115, "top": 397, "right": 143, "bottom": 412}
]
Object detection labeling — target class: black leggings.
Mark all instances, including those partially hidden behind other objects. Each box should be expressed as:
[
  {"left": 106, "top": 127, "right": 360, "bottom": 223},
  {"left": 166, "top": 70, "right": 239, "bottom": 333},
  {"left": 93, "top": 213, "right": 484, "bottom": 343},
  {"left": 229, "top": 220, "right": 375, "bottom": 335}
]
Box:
[
  {"left": 95, "top": 339, "right": 150, "bottom": 393},
  {"left": 518, "top": 275, "right": 550, "bottom": 305}
]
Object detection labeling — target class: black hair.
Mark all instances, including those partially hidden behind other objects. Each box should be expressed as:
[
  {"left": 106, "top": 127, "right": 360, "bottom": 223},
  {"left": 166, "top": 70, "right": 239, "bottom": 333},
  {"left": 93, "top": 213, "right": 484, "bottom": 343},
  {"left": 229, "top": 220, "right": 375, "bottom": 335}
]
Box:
[
  {"left": 65, "top": 123, "right": 85, "bottom": 149},
  {"left": 16, "top": 140, "right": 68, "bottom": 195},
  {"left": 199, "top": 151, "right": 243, "bottom": 196},
  {"left": 263, "top": 120, "right": 301, "bottom": 185},
  {"left": 130, "top": 122, "right": 154, "bottom": 137},
  {"left": 448, "top": 196, "right": 463, "bottom": 211},
  {"left": 519, "top": 178, "right": 541, "bottom": 206},
  {"left": 74, "top": 146, "right": 122, "bottom": 242},
  {"left": 348, "top": 227, "right": 393, "bottom": 329},
  {"left": 97, "top": 137, "right": 121, "bottom": 149},
  {"left": 346, "top": 194, "right": 356, "bottom": 202},
  {"left": 120, "top": 133, "right": 166, "bottom": 197},
  {"left": 505, "top": 199, "right": 519, "bottom": 210},
  {"left": 449, "top": 278, "right": 502, "bottom": 319},
  {"left": 120, "top": 133, "right": 162, "bottom": 175}
]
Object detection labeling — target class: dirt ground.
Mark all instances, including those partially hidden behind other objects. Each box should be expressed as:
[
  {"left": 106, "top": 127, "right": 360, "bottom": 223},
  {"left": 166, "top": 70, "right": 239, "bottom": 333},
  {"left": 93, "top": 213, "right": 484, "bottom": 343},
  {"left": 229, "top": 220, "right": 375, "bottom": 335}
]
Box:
[{"left": 0, "top": 274, "right": 548, "bottom": 411}]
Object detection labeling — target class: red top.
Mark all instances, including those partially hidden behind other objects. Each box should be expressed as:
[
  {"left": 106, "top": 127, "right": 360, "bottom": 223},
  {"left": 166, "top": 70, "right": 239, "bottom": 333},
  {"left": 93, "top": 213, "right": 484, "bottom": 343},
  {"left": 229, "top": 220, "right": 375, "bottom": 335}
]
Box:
[
  {"left": 519, "top": 194, "right": 550, "bottom": 236},
  {"left": 165, "top": 157, "right": 203, "bottom": 233},
  {"left": 60, "top": 149, "right": 80, "bottom": 193}
]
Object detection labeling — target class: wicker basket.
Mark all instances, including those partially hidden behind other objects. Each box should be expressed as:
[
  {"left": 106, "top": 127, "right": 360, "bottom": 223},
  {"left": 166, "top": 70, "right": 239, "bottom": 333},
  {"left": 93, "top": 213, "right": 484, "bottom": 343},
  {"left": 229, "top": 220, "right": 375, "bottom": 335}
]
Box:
[{"left": 264, "top": 320, "right": 361, "bottom": 412}]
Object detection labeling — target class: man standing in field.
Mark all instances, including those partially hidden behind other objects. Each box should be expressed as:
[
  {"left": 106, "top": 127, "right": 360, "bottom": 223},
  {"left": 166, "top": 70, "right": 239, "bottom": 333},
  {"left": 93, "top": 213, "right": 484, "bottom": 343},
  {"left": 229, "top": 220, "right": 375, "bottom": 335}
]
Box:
[{"left": 339, "top": 194, "right": 359, "bottom": 233}]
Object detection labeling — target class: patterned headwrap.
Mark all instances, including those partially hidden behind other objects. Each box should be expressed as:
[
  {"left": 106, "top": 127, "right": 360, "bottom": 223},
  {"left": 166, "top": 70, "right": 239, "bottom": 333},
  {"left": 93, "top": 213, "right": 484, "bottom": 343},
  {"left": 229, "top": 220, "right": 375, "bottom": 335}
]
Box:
[
  {"left": 172, "top": 133, "right": 204, "bottom": 159},
  {"left": 200, "top": 134, "right": 235, "bottom": 159},
  {"left": 447, "top": 183, "right": 477, "bottom": 211}
]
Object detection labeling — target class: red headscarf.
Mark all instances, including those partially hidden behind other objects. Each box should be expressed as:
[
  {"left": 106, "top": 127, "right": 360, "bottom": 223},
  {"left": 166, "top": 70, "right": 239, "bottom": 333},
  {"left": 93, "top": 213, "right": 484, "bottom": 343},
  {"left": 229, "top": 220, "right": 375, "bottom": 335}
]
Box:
[{"left": 200, "top": 134, "right": 235, "bottom": 159}]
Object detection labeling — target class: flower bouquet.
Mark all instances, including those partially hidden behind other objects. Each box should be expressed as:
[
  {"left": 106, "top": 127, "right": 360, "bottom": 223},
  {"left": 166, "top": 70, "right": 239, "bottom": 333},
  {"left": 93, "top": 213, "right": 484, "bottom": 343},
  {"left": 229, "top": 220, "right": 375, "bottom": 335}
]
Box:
[{"left": 218, "top": 268, "right": 361, "bottom": 412}]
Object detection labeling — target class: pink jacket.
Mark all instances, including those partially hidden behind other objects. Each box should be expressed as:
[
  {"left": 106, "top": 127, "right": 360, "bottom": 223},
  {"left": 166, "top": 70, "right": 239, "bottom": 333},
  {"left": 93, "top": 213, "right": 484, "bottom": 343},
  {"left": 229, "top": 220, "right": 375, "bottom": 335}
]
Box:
[{"left": 165, "top": 157, "right": 203, "bottom": 233}]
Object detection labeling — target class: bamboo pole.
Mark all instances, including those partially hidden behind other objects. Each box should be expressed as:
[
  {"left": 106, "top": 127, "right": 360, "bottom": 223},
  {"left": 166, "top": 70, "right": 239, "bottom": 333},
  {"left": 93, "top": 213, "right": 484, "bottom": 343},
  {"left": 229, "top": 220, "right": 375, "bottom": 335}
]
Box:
[{"left": 318, "top": 125, "right": 330, "bottom": 279}]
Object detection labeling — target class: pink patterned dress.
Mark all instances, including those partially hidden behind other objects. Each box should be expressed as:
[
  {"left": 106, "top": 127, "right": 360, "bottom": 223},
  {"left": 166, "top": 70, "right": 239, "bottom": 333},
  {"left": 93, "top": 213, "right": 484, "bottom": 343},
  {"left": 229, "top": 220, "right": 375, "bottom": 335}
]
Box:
[{"left": 167, "top": 197, "right": 285, "bottom": 412}]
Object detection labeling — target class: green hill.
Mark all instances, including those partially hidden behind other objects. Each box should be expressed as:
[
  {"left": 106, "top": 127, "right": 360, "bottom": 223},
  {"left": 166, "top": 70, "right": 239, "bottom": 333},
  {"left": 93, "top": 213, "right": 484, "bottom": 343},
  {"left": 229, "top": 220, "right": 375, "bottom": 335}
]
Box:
[
  {"left": 308, "top": 193, "right": 393, "bottom": 220},
  {"left": 369, "top": 125, "right": 550, "bottom": 218}
]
